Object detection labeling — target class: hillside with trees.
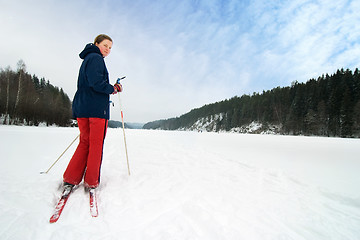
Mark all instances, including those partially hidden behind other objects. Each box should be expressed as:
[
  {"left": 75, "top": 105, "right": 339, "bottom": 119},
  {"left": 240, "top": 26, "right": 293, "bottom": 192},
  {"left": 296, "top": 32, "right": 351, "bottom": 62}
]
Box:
[
  {"left": 0, "top": 60, "right": 72, "bottom": 126},
  {"left": 144, "top": 68, "right": 360, "bottom": 138}
]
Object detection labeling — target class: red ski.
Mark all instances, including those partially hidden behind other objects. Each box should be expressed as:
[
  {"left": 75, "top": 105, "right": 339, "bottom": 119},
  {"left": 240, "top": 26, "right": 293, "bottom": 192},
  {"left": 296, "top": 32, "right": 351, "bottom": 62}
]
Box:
[
  {"left": 89, "top": 188, "right": 98, "bottom": 217},
  {"left": 49, "top": 186, "right": 73, "bottom": 223}
]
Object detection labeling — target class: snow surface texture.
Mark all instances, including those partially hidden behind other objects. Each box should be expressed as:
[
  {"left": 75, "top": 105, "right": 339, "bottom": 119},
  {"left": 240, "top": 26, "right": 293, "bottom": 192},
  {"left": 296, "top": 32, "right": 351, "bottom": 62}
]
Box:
[{"left": 1, "top": 125, "right": 360, "bottom": 240}]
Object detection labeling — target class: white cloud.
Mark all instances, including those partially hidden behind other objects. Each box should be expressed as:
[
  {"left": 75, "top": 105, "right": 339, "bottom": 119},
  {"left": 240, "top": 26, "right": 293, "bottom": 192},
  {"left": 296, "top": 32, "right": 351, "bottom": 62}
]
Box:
[{"left": 1, "top": 0, "right": 359, "bottom": 123}]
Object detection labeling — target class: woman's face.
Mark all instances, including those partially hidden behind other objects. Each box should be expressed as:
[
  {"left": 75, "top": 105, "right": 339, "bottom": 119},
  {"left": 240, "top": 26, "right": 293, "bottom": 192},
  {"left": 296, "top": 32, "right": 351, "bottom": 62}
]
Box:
[{"left": 96, "top": 39, "right": 112, "bottom": 57}]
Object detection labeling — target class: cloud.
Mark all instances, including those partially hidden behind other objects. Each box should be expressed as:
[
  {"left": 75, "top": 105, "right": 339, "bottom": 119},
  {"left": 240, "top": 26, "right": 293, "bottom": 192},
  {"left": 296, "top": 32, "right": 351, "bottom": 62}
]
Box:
[
  {"left": 233, "top": 0, "right": 360, "bottom": 89},
  {"left": 1, "top": 0, "right": 359, "bottom": 123}
]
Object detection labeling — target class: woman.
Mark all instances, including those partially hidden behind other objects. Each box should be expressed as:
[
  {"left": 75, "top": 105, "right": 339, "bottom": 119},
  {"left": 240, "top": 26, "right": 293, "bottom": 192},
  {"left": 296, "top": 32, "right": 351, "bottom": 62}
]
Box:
[{"left": 63, "top": 34, "right": 122, "bottom": 191}]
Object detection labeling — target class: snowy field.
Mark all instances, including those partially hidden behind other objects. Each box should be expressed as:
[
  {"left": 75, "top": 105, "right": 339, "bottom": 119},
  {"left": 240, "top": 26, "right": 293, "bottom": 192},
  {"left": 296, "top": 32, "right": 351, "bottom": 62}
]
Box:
[{"left": 0, "top": 125, "right": 360, "bottom": 240}]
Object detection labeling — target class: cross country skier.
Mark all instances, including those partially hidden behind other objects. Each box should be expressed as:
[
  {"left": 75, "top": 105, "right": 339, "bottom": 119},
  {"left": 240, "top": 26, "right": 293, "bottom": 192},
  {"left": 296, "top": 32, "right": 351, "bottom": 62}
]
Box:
[
  {"left": 63, "top": 34, "right": 122, "bottom": 192},
  {"left": 50, "top": 34, "right": 122, "bottom": 223}
]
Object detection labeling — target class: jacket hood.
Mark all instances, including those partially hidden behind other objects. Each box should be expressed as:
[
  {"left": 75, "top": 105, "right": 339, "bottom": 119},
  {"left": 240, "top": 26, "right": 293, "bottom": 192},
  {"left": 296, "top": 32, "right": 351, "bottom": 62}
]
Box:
[{"left": 79, "top": 43, "right": 102, "bottom": 59}]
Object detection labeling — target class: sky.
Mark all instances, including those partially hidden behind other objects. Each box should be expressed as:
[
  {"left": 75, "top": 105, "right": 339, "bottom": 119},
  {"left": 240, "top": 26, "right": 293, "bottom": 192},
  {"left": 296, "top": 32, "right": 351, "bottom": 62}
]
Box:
[{"left": 1, "top": 0, "right": 359, "bottom": 123}]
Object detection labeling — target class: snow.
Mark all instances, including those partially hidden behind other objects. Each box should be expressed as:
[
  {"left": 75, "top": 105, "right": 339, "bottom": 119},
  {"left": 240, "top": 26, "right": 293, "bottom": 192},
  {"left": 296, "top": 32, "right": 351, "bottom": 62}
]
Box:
[
  {"left": 1, "top": 125, "right": 360, "bottom": 240},
  {"left": 186, "top": 113, "right": 224, "bottom": 132},
  {"left": 180, "top": 114, "right": 281, "bottom": 134}
]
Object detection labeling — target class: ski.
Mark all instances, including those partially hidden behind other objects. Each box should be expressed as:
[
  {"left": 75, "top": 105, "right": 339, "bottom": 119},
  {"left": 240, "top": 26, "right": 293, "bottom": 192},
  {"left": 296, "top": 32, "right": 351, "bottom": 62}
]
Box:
[
  {"left": 49, "top": 185, "right": 73, "bottom": 223},
  {"left": 89, "top": 188, "right": 98, "bottom": 217}
]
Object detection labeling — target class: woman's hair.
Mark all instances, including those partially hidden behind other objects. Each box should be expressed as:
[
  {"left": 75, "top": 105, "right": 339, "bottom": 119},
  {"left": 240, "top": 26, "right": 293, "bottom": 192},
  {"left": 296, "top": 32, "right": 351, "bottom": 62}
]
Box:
[{"left": 94, "top": 34, "right": 113, "bottom": 44}]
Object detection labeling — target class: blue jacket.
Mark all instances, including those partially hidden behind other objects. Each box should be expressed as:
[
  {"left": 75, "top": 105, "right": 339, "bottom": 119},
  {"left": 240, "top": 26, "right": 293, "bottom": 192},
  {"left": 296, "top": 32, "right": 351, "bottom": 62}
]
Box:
[{"left": 72, "top": 43, "right": 114, "bottom": 120}]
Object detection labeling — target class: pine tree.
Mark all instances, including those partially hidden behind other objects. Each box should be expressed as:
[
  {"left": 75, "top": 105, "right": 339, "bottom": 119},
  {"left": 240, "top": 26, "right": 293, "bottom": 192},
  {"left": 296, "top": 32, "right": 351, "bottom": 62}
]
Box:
[{"left": 143, "top": 68, "right": 360, "bottom": 138}]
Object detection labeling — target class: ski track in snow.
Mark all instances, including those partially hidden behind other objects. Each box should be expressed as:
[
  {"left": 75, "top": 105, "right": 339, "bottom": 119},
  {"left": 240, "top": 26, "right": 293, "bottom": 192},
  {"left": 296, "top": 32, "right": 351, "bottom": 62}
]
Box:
[{"left": 0, "top": 125, "right": 360, "bottom": 240}]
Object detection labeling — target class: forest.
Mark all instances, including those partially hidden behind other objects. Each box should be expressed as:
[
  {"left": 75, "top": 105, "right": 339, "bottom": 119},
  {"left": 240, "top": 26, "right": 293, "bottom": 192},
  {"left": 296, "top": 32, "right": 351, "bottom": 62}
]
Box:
[
  {"left": 144, "top": 68, "right": 360, "bottom": 138},
  {"left": 0, "top": 60, "right": 72, "bottom": 127}
]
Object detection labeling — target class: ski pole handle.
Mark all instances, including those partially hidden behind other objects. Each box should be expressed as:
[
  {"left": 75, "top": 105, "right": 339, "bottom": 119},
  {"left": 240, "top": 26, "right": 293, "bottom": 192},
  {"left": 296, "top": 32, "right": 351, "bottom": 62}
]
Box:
[{"left": 116, "top": 76, "right": 126, "bottom": 84}]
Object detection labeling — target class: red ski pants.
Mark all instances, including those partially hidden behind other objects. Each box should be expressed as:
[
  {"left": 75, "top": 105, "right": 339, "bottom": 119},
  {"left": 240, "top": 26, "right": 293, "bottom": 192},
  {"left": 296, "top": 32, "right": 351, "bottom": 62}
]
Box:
[{"left": 63, "top": 118, "right": 108, "bottom": 188}]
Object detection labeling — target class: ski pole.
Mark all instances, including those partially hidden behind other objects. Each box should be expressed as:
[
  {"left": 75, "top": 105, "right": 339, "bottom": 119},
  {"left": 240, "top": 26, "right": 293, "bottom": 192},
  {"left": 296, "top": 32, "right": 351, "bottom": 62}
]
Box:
[
  {"left": 117, "top": 77, "right": 130, "bottom": 176},
  {"left": 40, "top": 134, "right": 79, "bottom": 174}
]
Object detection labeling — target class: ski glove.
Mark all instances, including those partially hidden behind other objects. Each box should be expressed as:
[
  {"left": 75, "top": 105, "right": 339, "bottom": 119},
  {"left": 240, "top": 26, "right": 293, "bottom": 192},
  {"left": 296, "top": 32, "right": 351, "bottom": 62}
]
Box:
[{"left": 113, "top": 83, "right": 123, "bottom": 94}]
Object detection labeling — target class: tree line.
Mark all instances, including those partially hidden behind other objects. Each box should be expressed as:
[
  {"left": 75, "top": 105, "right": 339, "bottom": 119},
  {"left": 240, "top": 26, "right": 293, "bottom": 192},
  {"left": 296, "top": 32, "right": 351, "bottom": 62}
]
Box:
[
  {"left": 144, "top": 68, "right": 360, "bottom": 138},
  {"left": 0, "top": 60, "right": 72, "bottom": 126}
]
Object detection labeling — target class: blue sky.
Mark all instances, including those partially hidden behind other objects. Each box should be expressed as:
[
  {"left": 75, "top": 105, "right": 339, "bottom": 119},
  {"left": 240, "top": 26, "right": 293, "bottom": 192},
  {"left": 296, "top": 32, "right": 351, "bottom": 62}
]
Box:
[{"left": 1, "top": 0, "right": 359, "bottom": 123}]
